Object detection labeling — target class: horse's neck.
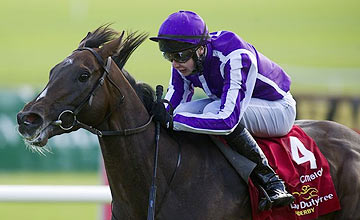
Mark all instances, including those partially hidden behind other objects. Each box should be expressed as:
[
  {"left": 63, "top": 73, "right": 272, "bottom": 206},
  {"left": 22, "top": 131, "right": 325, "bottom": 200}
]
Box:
[
  {"left": 98, "top": 83, "right": 161, "bottom": 217},
  {"left": 99, "top": 133, "right": 154, "bottom": 218}
]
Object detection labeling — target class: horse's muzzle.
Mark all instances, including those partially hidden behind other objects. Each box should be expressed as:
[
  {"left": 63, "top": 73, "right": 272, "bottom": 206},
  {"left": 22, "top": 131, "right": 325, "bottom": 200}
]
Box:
[{"left": 17, "top": 111, "right": 44, "bottom": 137}]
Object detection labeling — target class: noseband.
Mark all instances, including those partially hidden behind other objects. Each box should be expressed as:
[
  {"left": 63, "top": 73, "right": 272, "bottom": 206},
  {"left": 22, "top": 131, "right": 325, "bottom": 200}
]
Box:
[{"left": 52, "top": 47, "right": 153, "bottom": 137}]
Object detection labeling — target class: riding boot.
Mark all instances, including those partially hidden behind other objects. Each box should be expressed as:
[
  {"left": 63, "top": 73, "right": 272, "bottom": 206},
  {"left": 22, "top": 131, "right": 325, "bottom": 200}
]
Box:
[{"left": 224, "top": 124, "right": 295, "bottom": 211}]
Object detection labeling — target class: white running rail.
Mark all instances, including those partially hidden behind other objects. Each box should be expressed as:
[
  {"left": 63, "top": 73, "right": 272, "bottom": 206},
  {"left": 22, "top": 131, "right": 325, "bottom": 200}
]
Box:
[{"left": 0, "top": 185, "right": 112, "bottom": 203}]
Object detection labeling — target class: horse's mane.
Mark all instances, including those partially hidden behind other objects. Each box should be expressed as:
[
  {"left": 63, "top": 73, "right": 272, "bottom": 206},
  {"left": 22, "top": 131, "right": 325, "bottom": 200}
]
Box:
[{"left": 80, "top": 25, "right": 155, "bottom": 113}]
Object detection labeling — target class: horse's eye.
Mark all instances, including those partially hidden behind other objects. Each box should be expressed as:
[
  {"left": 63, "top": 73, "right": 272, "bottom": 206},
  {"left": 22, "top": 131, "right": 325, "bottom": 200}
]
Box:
[{"left": 78, "top": 72, "right": 90, "bottom": 82}]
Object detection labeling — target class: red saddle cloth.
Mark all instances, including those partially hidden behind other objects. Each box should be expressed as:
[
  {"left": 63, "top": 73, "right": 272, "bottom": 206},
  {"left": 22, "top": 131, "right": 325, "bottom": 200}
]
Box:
[{"left": 250, "top": 125, "right": 340, "bottom": 220}]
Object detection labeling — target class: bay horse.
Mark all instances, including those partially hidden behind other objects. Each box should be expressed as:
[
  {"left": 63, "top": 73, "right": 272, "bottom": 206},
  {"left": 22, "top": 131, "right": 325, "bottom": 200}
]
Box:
[{"left": 16, "top": 26, "right": 360, "bottom": 219}]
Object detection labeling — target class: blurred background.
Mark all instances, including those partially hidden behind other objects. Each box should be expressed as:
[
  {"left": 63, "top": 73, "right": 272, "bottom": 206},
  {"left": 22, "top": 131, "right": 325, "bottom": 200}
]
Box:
[{"left": 0, "top": 0, "right": 359, "bottom": 219}]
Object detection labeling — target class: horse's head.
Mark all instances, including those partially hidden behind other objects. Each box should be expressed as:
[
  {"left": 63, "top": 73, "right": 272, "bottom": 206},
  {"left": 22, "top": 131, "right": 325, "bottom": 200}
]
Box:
[{"left": 17, "top": 25, "right": 149, "bottom": 148}]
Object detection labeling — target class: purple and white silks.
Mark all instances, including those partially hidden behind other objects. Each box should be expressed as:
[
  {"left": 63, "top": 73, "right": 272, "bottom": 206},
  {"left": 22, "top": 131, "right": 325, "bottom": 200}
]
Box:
[{"left": 164, "top": 31, "right": 292, "bottom": 135}]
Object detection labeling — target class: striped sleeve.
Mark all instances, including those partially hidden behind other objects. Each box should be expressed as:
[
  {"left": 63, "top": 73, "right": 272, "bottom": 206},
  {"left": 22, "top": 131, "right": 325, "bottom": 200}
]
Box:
[
  {"left": 173, "top": 49, "right": 258, "bottom": 135},
  {"left": 164, "top": 67, "right": 194, "bottom": 111}
]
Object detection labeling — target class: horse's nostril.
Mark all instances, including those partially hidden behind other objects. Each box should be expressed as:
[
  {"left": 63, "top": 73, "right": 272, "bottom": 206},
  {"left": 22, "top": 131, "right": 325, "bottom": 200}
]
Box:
[
  {"left": 25, "top": 114, "right": 37, "bottom": 123},
  {"left": 20, "top": 113, "right": 43, "bottom": 126}
]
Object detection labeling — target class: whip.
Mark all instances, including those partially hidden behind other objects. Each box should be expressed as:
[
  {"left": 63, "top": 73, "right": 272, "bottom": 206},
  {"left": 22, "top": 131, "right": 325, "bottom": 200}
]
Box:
[{"left": 147, "top": 85, "right": 163, "bottom": 220}]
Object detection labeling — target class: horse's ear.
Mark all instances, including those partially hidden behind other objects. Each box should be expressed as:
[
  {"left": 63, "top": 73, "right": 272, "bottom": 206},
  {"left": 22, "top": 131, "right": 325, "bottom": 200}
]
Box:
[
  {"left": 78, "top": 32, "right": 91, "bottom": 48},
  {"left": 99, "top": 31, "right": 125, "bottom": 58}
]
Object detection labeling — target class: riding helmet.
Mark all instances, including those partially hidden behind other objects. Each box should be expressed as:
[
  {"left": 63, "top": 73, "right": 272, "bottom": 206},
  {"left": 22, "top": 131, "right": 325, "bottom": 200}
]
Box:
[{"left": 150, "top": 11, "right": 210, "bottom": 53}]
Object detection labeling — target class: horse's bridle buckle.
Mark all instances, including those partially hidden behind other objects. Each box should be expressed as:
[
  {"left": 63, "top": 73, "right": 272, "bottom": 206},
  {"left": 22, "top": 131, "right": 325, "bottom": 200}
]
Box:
[{"left": 54, "top": 110, "right": 77, "bottom": 130}]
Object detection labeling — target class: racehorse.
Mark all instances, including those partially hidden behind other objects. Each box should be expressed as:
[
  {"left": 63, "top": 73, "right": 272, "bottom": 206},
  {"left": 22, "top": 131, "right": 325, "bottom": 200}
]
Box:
[{"left": 16, "top": 26, "right": 360, "bottom": 219}]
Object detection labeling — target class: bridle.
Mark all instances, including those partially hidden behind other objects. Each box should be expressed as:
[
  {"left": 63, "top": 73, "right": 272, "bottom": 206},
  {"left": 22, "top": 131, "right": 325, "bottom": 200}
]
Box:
[
  {"left": 51, "top": 47, "right": 153, "bottom": 137},
  {"left": 51, "top": 46, "right": 181, "bottom": 219}
]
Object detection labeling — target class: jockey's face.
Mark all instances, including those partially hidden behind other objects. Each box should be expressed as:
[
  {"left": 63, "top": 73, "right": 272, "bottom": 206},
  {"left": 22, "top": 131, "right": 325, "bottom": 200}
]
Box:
[
  {"left": 171, "top": 46, "right": 205, "bottom": 77},
  {"left": 172, "top": 58, "right": 195, "bottom": 76}
]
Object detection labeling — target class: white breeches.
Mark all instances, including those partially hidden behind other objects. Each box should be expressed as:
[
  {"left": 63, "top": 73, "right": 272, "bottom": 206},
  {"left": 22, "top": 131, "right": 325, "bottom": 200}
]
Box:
[{"left": 174, "top": 93, "right": 296, "bottom": 137}]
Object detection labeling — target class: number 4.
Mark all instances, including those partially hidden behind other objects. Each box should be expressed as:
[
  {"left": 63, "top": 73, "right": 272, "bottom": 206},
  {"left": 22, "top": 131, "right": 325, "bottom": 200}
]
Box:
[{"left": 290, "top": 136, "right": 317, "bottom": 169}]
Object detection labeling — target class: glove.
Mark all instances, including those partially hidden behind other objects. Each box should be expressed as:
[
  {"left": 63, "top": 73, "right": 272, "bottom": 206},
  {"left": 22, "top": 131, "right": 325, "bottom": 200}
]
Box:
[{"left": 151, "top": 101, "right": 172, "bottom": 128}]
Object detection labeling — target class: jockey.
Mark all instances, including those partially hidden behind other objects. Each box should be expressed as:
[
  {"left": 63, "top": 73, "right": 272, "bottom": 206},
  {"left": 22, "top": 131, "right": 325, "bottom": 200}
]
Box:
[{"left": 150, "top": 10, "right": 296, "bottom": 211}]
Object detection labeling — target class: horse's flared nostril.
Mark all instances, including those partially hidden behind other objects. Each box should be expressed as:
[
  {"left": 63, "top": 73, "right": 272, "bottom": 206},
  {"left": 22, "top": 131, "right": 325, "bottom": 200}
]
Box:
[{"left": 18, "top": 112, "right": 43, "bottom": 127}]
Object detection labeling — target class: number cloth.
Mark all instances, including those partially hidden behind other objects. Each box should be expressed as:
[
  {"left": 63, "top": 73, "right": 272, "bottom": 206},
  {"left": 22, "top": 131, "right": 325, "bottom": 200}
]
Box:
[{"left": 250, "top": 125, "right": 340, "bottom": 220}]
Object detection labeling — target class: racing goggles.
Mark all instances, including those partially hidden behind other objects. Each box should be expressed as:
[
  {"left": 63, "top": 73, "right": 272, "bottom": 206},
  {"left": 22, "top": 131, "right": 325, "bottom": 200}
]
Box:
[{"left": 162, "top": 47, "right": 198, "bottom": 63}]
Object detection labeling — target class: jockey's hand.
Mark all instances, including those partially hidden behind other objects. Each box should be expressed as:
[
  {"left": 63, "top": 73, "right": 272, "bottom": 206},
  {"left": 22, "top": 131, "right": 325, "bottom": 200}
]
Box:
[{"left": 151, "top": 101, "right": 172, "bottom": 129}]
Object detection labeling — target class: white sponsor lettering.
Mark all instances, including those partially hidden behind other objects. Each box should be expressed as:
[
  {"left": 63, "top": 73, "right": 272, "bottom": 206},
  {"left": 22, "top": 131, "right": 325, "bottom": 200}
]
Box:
[
  {"left": 300, "top": 167, "right": 323, "bottom": 183},
  {"left": 290, "top": 193, "right": 334, "bottom": 210}
]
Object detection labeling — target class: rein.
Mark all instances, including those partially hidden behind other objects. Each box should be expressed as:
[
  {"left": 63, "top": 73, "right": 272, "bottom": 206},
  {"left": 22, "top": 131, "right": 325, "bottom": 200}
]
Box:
[{"left": 51, "top": 47, "right": 153, "bottom": 137}]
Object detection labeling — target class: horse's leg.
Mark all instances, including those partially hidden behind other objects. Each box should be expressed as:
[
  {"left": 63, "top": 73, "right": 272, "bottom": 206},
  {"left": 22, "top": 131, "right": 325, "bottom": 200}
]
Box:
[{"left": 296, "top": 120, "right": 360, "bottom": 219}]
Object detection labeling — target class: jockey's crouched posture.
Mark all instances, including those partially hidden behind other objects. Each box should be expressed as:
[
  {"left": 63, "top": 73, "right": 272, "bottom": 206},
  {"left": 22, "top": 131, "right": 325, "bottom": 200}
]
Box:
[{"left": 150, "top": 10, "right": 296, "bottom": 211}]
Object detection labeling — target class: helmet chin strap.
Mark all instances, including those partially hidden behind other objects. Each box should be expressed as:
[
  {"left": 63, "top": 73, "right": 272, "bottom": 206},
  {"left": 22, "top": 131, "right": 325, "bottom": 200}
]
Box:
[{"left": 191, "top": 46, "right": 206, "bottom": 75}]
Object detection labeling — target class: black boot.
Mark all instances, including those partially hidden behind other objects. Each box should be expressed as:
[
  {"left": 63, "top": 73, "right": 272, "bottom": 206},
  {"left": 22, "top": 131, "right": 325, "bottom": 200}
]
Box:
[{"left": 224, "top": 124, "right": 295, "bottom": 211}]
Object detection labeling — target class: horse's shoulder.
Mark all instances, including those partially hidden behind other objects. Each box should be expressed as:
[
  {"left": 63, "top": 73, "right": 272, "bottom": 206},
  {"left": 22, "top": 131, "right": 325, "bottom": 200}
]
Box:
[
  {"left": 168, "top": 131, "right": 214, "bottom": 147},
  {"left": 162, "top": 131, "right": 251, "bottom": 217}
]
